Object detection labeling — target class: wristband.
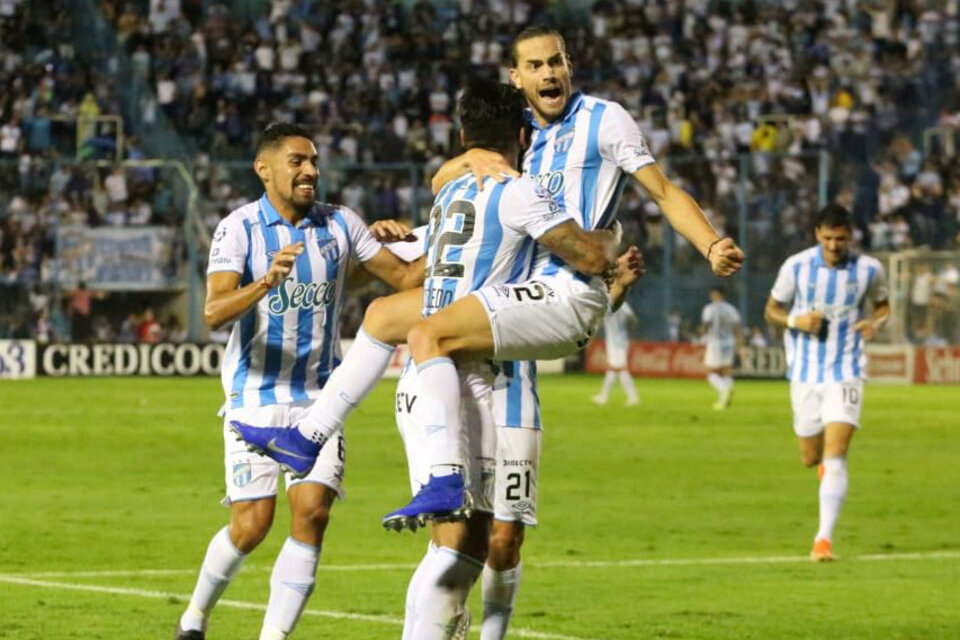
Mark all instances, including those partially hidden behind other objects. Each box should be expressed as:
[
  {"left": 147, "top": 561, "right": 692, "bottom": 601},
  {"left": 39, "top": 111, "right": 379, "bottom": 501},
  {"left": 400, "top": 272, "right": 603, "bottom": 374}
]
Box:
[
  {"left": 787, "top": 314, "right": 797, "bottom": 329},
  {"left": 706, "top": 237, "right": 724, "bottom": 260}
]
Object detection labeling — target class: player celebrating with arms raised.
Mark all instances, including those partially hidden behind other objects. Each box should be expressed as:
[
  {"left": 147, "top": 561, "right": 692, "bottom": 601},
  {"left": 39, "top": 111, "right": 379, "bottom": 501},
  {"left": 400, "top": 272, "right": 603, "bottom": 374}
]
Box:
[{"left": 764, "top": 204, "right": 890, "bottom": 562}]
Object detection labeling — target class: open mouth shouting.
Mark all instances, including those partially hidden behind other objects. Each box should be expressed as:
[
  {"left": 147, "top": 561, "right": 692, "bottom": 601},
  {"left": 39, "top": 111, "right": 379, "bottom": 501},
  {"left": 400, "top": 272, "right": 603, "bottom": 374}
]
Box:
[{"left": 538, "top": 84, "right": 566, "bottom": 110}]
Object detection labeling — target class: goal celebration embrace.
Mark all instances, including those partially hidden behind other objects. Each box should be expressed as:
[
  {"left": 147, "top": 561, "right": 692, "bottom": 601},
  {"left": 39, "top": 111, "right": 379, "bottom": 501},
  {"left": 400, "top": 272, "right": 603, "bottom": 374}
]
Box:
[{"left": 2, "top": 4, "right": 958, "bottom": 640}]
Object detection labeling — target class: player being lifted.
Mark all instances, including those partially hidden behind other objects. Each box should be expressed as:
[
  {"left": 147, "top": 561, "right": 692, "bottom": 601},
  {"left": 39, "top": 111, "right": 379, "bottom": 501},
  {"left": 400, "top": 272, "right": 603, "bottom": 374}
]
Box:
[
  {"left": 699, "top": 286, "right": 744, "bottom": 409},
  {"left": 175, "top": 123, "right": 421, "bottom": 640},
  {"left": 764, "top": 204, "right": 889, "bottom": 562},
  {"left": 233, "top": 26, "right": 740, "bottom": 524}
]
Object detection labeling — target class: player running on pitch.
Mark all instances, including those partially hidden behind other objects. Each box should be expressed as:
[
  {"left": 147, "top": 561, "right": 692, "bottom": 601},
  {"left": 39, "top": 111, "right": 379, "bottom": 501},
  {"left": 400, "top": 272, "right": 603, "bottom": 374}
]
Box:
[
  {"left": 699, "top": 286, "right": 744, "bottom": 409},
  {"left": 764, "top": 203, "right": 889, "bottom": 562}
]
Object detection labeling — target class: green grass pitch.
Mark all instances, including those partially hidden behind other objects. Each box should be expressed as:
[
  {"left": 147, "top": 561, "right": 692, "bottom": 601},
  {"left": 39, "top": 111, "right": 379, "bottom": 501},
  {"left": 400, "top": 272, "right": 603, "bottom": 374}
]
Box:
[{"left": 1, "top": 375, "right": 957, "bottom": 639}]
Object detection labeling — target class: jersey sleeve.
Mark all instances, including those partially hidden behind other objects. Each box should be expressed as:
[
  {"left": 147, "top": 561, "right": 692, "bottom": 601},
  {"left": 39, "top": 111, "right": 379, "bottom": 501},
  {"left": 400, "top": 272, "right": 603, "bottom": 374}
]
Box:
[
  {"left": 598, "top": 102, "right": 657, "bottom": 175},
  {"left": 770, "top": 259, "right": 797, "bottom": 304},
  {"left": 701, "top": 306, "right": 711, "bottom": 324},
  {"left": 207, "top": 215, "right": 248, "bottom": 275},
  {"left": 502, "top": 178, "right": 576, "bottom": 239},
  {"left": 867, "top": 262, "right": 889, "bottom": 303},
  {"left": 338, "top": 207, "right": 383, "bottom": 262}
]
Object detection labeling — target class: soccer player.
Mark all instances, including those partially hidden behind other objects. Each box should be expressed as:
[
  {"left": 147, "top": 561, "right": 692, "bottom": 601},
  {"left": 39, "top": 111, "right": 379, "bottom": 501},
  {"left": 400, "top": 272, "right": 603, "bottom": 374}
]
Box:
[
  {"left": 175, "top": 123, "right": 422, "bottom": 640},
  {"left": 391, "top": 249, "right": 644, "bottom": 640},
  {"left": 592, "top": 300, "right": 640, "bottom": 406},
  {"left": 764, "top": 204, "right": 890, "bottom": 562},
  {"left": 699, "top": 287, "right": 743, "bottom": 409}
]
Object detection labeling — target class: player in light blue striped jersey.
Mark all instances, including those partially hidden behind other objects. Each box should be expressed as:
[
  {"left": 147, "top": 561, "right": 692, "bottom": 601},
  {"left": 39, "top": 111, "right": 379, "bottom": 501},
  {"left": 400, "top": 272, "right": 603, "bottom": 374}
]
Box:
[
  {"left": 764, "top": 204, "right": 890, "bottom": 562},
  {"left": 176, "top": 123, "right": 423, "bottom": 640}
]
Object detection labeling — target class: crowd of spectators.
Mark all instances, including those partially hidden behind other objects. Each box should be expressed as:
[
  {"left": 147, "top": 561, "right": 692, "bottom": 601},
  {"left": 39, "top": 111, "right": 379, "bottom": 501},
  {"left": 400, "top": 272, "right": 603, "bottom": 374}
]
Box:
[{"left": 3, "top": 0, "right": 960, "bottom": 343}]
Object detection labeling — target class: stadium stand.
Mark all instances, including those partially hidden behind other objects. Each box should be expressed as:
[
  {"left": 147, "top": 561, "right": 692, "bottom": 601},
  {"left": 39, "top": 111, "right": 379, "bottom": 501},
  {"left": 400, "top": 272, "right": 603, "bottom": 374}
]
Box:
[{"left": 1, "top": 0, "right": 959, "bottom": 344}]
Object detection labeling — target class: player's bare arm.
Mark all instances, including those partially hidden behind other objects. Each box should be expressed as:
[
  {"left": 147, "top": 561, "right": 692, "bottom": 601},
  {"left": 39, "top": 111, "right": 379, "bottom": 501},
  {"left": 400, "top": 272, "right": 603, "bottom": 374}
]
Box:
[
  {"left": 764, "top": 296, "right": 824, "bottom": 334},
  {"left": 431, "top": 148, "right": 521, "bottom": 195},
  {"left": 633, "top": 164, "right": 744, "bottom": 277},
  {"left": 536, "top": 220, "right": 618, "bottom": 276},
  {"left": 609, "top": 246, "right": 645, "bottom": 310},
  {"left": 853, "top": 299, "right": 890, "bottom": 341},
  {"left": 360, "top": 247, "right": 425, "bottom": 292},
  {"left": 204, "top": 242, "right": 304, "bottom": 329}
]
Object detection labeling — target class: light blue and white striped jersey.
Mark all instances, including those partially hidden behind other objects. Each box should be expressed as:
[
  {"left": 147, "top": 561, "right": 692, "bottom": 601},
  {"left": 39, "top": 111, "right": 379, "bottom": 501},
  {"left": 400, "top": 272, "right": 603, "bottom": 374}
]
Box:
[
  {"left": 701, "top": 300, "right": 741, "bottom": 348},
  {"left": 771, "top": 246, "right": 888, "bottom": 383},
  {"left": 492, "top": 360, "right": 541, "bottom": 429},
  {"left": 387, "top": 224, "right": 542, "bottom": 429},
  {"left": 523, "top": 93, "right": 656, "bottom": 281},
  {"left": 422, "top": 173, "right": 573, "bottom": 316},
  {"left": 603, "top": 301, "right": 635, "bottom": 353},
  {"left": 208, "top": 194, "right": 381, "bottom": 409}
]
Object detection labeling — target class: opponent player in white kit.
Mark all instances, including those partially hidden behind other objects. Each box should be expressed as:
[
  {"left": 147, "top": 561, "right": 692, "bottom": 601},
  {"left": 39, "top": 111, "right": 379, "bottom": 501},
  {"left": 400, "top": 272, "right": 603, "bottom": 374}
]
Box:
[
  {"left": 699, "top": 287, "right": 743, "bottom": 409},
  {"left": 592, "top": 301, "right": 640, "bottom": 406},
  {"left": 175, "top": 124, "right": 422, "bottom": 640},
  {"left": 764, "top": 204, "right": 889, "bottom": 562}
]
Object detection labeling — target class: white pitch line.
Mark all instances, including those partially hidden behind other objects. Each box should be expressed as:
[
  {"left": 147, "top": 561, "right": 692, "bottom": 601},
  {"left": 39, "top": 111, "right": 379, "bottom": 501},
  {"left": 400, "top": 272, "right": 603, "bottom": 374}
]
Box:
[
  {"left": 0, "top": 575, "right": 609, "bottom": 640},
  {"left": 11, "top": 548, "right": 960, "bottom": 579}
]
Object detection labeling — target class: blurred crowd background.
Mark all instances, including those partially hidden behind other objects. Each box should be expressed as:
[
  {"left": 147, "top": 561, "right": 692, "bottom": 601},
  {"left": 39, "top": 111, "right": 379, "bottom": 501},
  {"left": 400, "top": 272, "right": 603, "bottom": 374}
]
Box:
[{"left": 1, "top": 0, "right": 958, "bottom": 346}]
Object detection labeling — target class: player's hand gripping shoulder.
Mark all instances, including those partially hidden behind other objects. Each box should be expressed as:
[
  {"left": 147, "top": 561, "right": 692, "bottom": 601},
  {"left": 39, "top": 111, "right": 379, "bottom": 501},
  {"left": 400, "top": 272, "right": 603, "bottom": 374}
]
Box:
[
  {"left": 431, "top": 148, "right": 521, "bottom": 194},
  {"left": 706, "top": 237, "right": 745, "bottom": 277},
  {"left": 264, "top": 242, "right": 305, "bottom": 287},
  {"left": 368, "top": 219, "right": 416, "bottom": 244}
]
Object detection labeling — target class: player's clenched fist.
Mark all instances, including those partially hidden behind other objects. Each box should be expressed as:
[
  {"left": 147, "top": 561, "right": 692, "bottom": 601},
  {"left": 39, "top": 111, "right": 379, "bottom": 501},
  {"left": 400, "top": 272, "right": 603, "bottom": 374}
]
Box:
[
  {"left": 264, "top": 242, "right": 304, "bottom": 287},
  {"left": 707, "top": 237, "right": 745, "bottom": 277},
  {"left": 791, "top": 311, "right": 824, "bottom": 334}
]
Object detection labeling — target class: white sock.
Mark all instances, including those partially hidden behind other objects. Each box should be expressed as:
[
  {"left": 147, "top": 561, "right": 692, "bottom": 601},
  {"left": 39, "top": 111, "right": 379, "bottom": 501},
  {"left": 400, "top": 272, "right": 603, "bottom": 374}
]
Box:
[
  {"left": 403, "top": 543, "right": 439, "bottom": 640},
  {"left": 596, "top": 371, "right": 615, "bottom": 401},
  {"left": 411, "top": 547, "right": 483, "bottom": 640},
  {"left": 415, "top": 357, "right": 464, "bottom": 474},
  {"left": 722, "top": 376, "right": 734, "bottom": 392},
  {"left": 180, "top": 526, "right": 246, "bottom": 632},
  {"left": 298, "top": 327, "right": 395, "bottom": 444},
  {"left": 260, "top": 537, "right": 320, "bottom": 639},
  {"left": 707, "top": 373, "right": 724, "bottom": 394},
  {"left": 481, "top": 563, "right": 522, "bottom": 640},
  {"left": 617, "top": 370, "right": 638, "bottom": 402},
  {"left": 816, "top": 456, "right": 848, "bottom": 542}
]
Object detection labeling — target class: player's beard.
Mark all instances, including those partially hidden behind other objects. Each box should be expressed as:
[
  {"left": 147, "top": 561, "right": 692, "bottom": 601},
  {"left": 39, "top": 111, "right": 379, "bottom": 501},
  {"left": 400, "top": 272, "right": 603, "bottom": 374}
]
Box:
[{"left": 291, "top": 180, "right": 316, "bottom": 213}]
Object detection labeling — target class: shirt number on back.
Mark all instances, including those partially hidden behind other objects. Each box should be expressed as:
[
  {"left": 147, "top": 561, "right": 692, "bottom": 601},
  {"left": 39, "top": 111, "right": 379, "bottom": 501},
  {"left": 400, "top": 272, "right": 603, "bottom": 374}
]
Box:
[{"left": 426, "top": 200, "right": 476, "bottom": 279}]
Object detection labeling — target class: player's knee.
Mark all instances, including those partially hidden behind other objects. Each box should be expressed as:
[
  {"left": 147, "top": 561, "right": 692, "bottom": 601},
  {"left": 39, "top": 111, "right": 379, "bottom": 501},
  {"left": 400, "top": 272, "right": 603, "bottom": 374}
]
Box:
[
  {"left": 362, "top": 297, "right": 396, "bottom": 343},
  {"left": 407, "top": 322, "right": 442, "bottom": 360},
  {"left": 487, "top": 523, "right": 524, "bottom": 569},
  {"left": 230, "top": 508, "right": 273, "bottom": 552},
  {"left": 292, "top": 503, "right": 332, "bottom": 540}
]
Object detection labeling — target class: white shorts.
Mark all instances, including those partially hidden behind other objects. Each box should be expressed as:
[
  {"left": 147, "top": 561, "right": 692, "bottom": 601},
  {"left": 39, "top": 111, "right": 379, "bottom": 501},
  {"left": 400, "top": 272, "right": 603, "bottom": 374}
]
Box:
[
  {"left": 222, "top": 404, "right": 346, "bottom": 505},
  {"left": 395, "top": 361, "right": 496, "bottom": 514},
  {"left": 704, "top": 342, "right": 735, "bottom": 368},
  {"left": 474, "top": 276, "right": 608, "bottom": 361},
  {"left": 493, "top": 426, "right": 541, "bottom": 526},
  {"left": 606, "top": 342, "right": 628, "bottom": 369},
  {"left": 789, "top": 379, "right": 864, "bottom": 437}
]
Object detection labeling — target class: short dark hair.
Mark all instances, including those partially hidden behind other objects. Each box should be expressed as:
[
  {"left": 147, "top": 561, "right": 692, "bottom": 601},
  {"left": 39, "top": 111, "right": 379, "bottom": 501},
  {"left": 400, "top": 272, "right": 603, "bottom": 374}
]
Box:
[
  {"left": 814, "top": 203, "right": 854, "bottom": 229},
  {"left": 510, "top": 25, "right": 567, "bottom": 67},
  {"left": 458, "top": 78, "right": 526, "bottom": 153},
  {"left": 257, "top": 122, "right": 313, "bottom": 155}
]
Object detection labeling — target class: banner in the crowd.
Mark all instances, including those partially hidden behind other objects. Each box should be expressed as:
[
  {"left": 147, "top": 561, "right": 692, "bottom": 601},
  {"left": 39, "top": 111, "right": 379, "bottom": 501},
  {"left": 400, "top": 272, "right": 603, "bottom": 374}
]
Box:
[
  {"left": 37, "top": 343, "right": 224, "bottom": 377},
  {"left": 584, "top": 341, "right": 787, "bottom": 379},
  {"left": 57, "top": 225, "right": 180, "bottom": 290},
  {"left": 864, "top": 345, "right": 914, "bottom": 384},
  {"left": 0, "top": 340, "right": 37, "bottom": 379}
]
